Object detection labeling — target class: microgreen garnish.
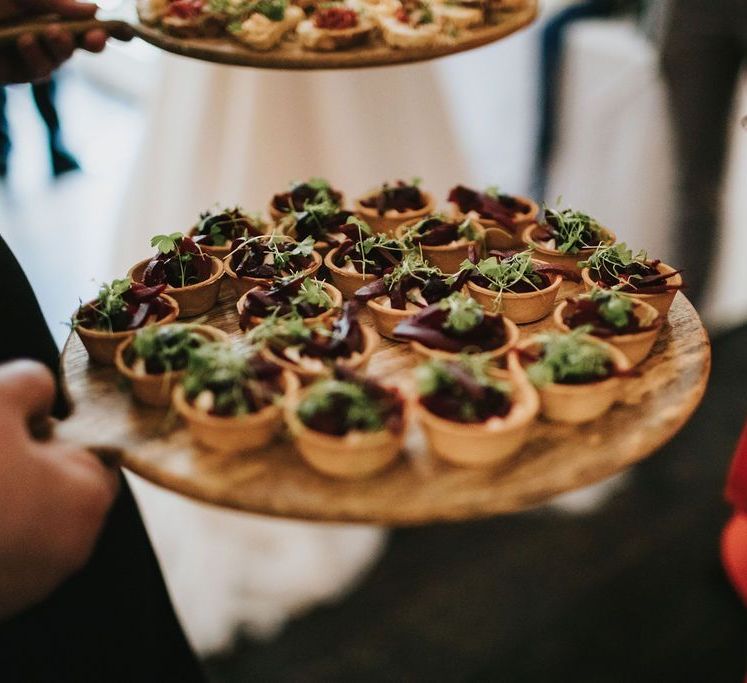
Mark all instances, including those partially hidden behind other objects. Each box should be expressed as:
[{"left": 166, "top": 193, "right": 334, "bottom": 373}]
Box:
[
  {"left": 542, "top": 205, "right": 605, "bottom": 254},
  {"left": 440, "top": 292, "right": 483, "bottom": 333},
  {"left": 453, "top": 250, "right": 543, "bottom": 294},
  {"left": 415, "top": 357, "right": 512, "bottom": 423},
  {"left": 182, "top": 342, "right": 282, "bottom": 416},
  {"left": 525, "top": 328, "right": 612, "bottom": 387},
  {"left": 129, "top": 324, "right": 208, "bottom": 374},
  {"left": 297, "top": 379, "right": 384, "bottom": 433}
]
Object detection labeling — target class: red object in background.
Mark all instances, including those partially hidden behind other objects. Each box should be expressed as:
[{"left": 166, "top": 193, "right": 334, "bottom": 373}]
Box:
[{"left": 723, "top": 422, "right": 747, "bottom": 606}]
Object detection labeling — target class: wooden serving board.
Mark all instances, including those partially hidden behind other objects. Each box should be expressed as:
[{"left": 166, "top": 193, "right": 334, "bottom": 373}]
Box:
[
  {"left": 133, "top": 2, "right": 537, "bottom": 70},
  {"left": 58, "top": 285, "right": 710, "bottom": 526},
  {"left": 0, "top": 1, "right": 536, "bottom": 71}
]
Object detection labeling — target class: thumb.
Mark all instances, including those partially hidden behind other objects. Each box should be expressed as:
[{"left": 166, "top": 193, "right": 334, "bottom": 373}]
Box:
[{"left": 0, "top": 360, "right": 55, "bottom": 431}]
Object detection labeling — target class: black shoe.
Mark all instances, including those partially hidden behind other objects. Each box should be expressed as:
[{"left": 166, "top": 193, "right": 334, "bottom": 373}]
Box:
[{"left": 51, "top": 147, "right": 80, "bottom": 177}]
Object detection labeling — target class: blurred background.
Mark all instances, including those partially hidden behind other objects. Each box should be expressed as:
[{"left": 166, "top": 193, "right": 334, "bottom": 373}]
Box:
[{"left": 1, "top": 0, "right": 746, "bottom": 679}]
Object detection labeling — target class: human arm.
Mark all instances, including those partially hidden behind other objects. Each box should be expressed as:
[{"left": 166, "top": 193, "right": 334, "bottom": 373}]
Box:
[
  {"left": 0, "top": 0, "right": 133, "bottom": 84},
  {"left": 0, "top": 360, "right": 119, "bottom": 620}
]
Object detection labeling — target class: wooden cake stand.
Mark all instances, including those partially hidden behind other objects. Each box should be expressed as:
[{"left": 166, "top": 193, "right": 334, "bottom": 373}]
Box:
[
  {"left": 0, "top": 1, "right": 537, "bottom": 70},
  {"left": 58, "top": 286, "right": 711, "bottom": 526}
]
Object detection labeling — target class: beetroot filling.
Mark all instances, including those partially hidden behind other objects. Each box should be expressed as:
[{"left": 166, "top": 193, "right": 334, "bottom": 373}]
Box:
[
  {"left": 272, "top": 183, "right": 343, "bottom": 213},
  {"left": 332, "top": 238, "right": 403, "bottom": 277},
  {"left": 421, "top": 363, "right": 512, "bottom": 424},
  {"left": 230, "top": 238, "right": 313, "bottom": 279},
  {"left": 355, "top": 269, "right": 470, "bottom": 311},
  {"left": 360, "top": 181, "right": 426, "bottom": 216},
  {"left": 562, "top": 298, "right": 658, "bottom": 337},
  {"left": 143, "top": 236, "right": 213, "bottom": 289},
  {"left": 408, "top": 218, "right": 466, "bottom": 247},
  {"left": 240, "top": 278, "right": 329, "bottom": 330},
  {"left": 393, "top": 304, "right": 507, "bottom": 352},
  {"left": 77, "top": 283, "right": 172, "bottom": 332},
  {"left": 300, "top": 367, "right": 404, "bottom": 437},
  {"left": 447, "top": 185, "right": 530, "bottom": 233},
  {"left": 589, "top": 261, "right": 683, "bottom": 294}
]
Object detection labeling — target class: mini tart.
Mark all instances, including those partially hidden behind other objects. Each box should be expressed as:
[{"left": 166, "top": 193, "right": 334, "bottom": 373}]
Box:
[
  {"left": 114, "top": 324, "right": 229, "bottom": 408},
  {"left": 378, "top": 15, "right": 441, "bottom": 49},
  {"left": 395, "top": 218, "right": 485, "bottom": 274},
  {"left": 278, "top": 217, "right": 342, "bottom": 259},
  {"left": 355, "top": 191, "right": 436, "bottom": 236},
  {"left": 581, "top": 263, "right": 683, "bottom": 317},
  {"left": 466, "top": 262, "right": 562, "bottom": 324},
  {"left": 513, "top": 337, "right": 631, "bottom": 424},
  {"left": 449, "top": 194, "right": 539, "bottom": 250},
  {"left": 268, "top": 191, "right": 346, "bottom": 223},
  {"left": 553, "top": 299, "right": 661, "bottom": 367},
  {"left": 415, "top": 367, "right": 539, "bottom": 468},
  {"left": 75, "top": 294, "right": 179, "bottom": 366},
  {"left": 223, "top": 244, "right": 323, "bottom": 299},
  {"left": 409, "top": 315, "right": 520, "bottom": 362},
  {"left": 284, "top": 383, "right": 405, "bottom": 479},
  {"left": 230, "top": 5, "right": 305, "bottom": 50},
  {"left": 297, "top": 15, "right": 375, "bottom": 51},
  {"left": 366, "top": 296, "right": 424, "bottom": 340},
  {"left": 187, "top": 222, "right": 272, "bottom": 259},
  {"left": 235, "top": 281, "right": 343, "bottom": 329},
  {"left": 324, "top": 246, "right": 381, "bottom": 300},
  {"left": 128, "top": 256, "right": 224, "bottom": 319},
  {"left": 173, "top": 370, "right": 299, "bottom": 453},
  {"left": 522, "top": 223, "right": 617, "bottom": 274},
  {"left": 261, "top": 324, "right": 379, "bottom": 384}
]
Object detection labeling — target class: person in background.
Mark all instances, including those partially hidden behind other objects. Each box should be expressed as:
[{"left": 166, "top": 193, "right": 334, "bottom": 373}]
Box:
[
  {"left": 660, "top": 0, "right": 746, "bottom": 308},
  {"left": 533, "top": 0, "right": 644, "bottom": 200},
  {"left": 0, "top": 77, "right": 79, "bottom": 178},
  {"left": 0, "top": 1, "right": 205, "bottom": 681}
]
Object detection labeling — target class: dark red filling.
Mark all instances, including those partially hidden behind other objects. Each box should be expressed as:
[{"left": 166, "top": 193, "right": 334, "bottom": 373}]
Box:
[
  {"left": 408, "top": 218, "right": 467, "bottom": 247},
  {"left": 272, "top": 302, "right": 365, "bottom": 362},
  {"left": 355, "top": 270, "right": 470, "bottom": 311},
  {"left": 166, "top": 0, "right": 204, "bottom": 19},
  {"left": 239, "top": 277, "right": 330, "bottom": 330},
  {"left": 271, "top": 183, "right": 343, "bottom": 213},
  {"left": 421, "top": 363, "right": 512, "bottom": 423},
  {"left": 588, "top": 260, "right": 683, "bottom": 293},
  {"left": 230, "top": 238, "right": 313, "bottom": 279},
  {"left": 447, "top": 185, "right": 531, "bottom": 234},
  {"left": 332, "top": 238, "right": 403, "bottom": 277},
  {"left": 143, "top": 236, "right": 213, "bottom": 289},
  {"left": 293, "top": 210, "right": 355, "bottom": 243},
  {"left": 193, "top": 209, "right": 264, "bottom": 247},
  {"left": 466, "top": 248, "right": 579, "bottom": 293},
  {"left": 313, "top": 6, "right": 358, "bottom": 29},
  {"left": 393, "top": 303, "right": 507, "bottom": 352},
  {"left": 360, "top": 181, "right": 426, "bottom": 216},
  {"left": 78, "top": 283, "right": 172, "bottom": 332},
  {"left": 199, "top": 356, "right": 283, "bottom": 417},
  {"left": 562, "top": 297, "right": 659, "bottom": 337}
]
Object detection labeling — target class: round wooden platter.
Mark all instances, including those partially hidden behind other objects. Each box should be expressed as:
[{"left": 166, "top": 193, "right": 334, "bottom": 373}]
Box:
[
  {"left": 58, "top": 284, "right": 711, "bottom": 526},
  {"left": 132, "top": 1, "right": 537, "bottom": 70}
]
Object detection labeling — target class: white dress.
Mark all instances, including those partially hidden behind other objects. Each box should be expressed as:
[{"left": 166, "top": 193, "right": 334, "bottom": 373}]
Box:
[
  {"left": 116, "top": 53, "right": 474, "bottom": 655},
  {"left": 114, "top": 26, "right": 550, "bottom": 653}
]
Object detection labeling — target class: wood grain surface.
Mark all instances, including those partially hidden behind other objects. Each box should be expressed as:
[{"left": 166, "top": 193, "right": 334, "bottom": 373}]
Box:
[
  {"left": 0, "top": 2, "right": 535, "bottom": 70},
  {"left": 58, "top": 283, "right": 711, "bottom": 526},
  {"left": 133, "top": 1, "right": 537, "bottom": 70}
]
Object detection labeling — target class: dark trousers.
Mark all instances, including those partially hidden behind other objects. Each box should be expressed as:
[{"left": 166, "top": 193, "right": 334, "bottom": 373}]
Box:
[
  {"left": 0, "top": 236, "right": 205, "bottom": 682},
  {"left": 660, "top": 0, "right": 747, "bottom": 307},
  {"left": 0, "top": 80, "right": 65, "bottom": 164}
]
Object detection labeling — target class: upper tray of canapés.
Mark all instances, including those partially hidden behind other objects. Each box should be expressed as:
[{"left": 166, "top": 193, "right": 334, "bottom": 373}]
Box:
[
  {"left": 68, "top": 177, "right": 685, "bottom": 477},
  {"left": 135, "top": 0, "right": 535, "bottom": 69}
]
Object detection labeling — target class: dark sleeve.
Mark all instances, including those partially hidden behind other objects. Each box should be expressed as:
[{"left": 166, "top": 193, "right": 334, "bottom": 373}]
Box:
[{"left": 0, "top": 235, "right": 68, "bottom": 416}]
